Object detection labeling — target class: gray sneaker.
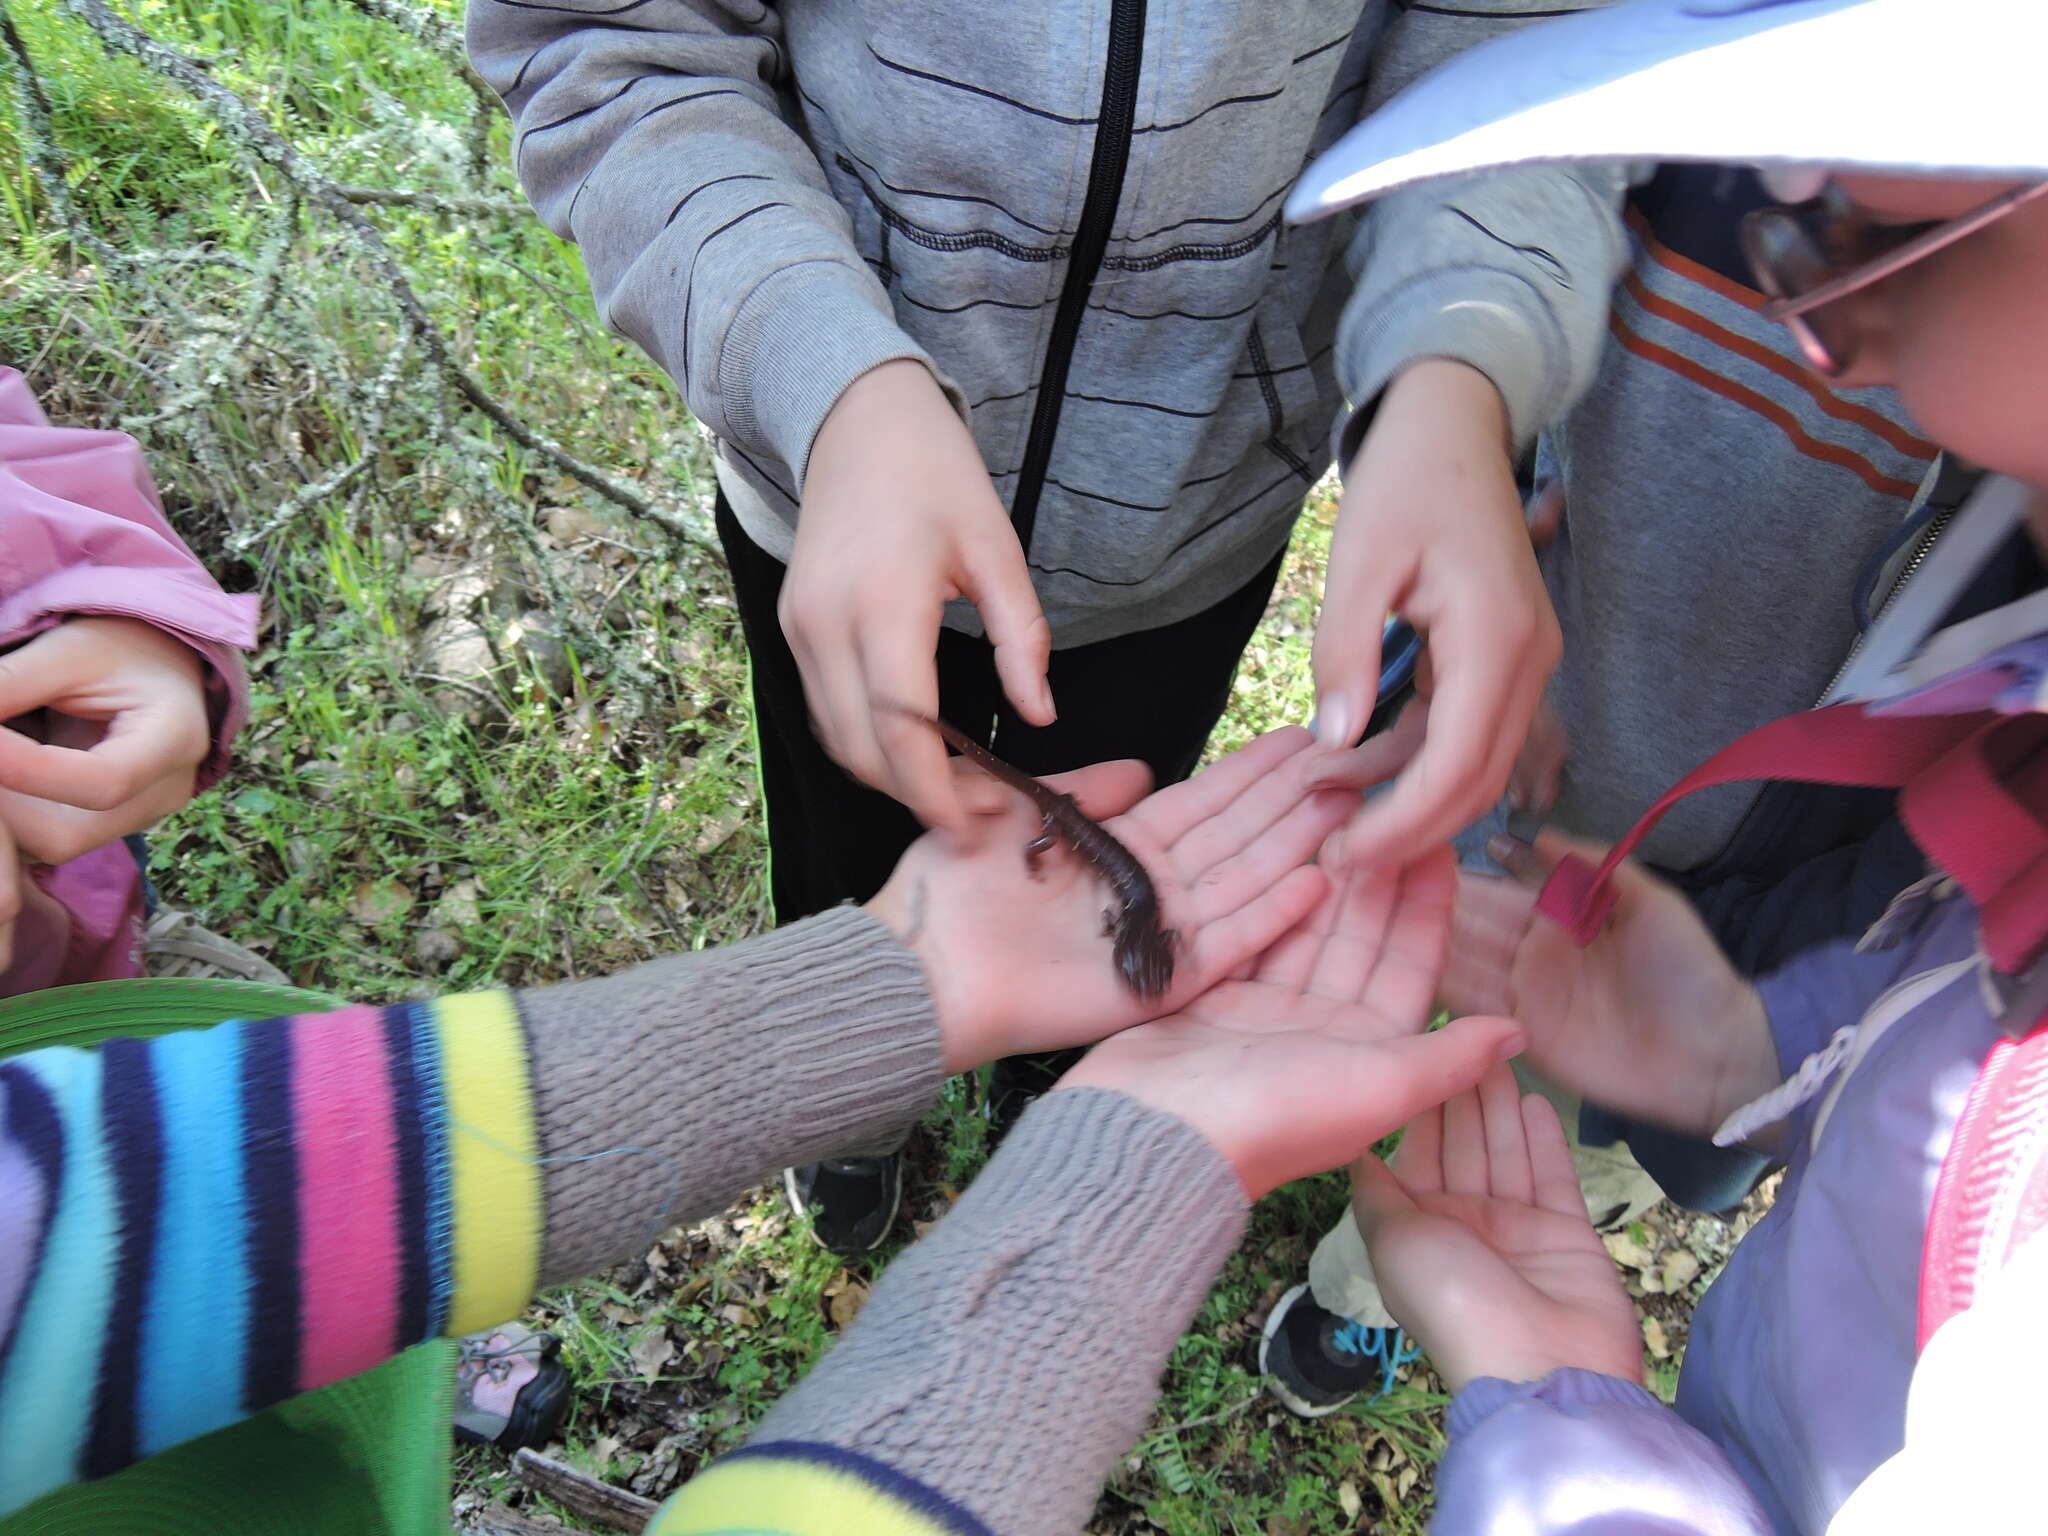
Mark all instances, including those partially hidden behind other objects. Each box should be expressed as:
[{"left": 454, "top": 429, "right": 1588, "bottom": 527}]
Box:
[{"left": 143, "top": 909, "right": 290, "bottom": 986}]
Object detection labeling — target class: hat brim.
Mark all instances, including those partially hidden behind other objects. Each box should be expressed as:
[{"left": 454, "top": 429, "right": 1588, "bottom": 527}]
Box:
[{"left": 1287, "top": 0, "right": 2048, "bottom": 223}]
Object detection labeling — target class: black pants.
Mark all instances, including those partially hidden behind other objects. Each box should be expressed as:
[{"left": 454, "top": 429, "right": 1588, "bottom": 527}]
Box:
[{"left": 716, "top": 493, "right": 1289, "bottom": 923}]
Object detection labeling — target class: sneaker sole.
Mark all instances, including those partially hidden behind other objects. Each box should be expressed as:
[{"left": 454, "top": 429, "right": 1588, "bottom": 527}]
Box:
[{"left": 1258, "top": 1283, "right": 1358, "bottom": 1420}]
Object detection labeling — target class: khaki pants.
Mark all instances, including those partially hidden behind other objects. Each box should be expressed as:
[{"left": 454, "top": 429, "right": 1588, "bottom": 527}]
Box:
[{"left": 1308, "top": 1066, "right": 1664, "bottom": 1327}]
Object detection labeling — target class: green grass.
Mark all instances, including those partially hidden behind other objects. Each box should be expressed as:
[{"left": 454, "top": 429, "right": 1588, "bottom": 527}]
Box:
[{"left": 2, "top": 2, "right": 1437, "bottom": 1528}]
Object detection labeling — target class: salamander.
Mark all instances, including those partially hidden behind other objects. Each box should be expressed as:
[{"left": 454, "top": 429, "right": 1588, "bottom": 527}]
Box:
[{"left": 907, "top": 712, "right": 1177, "bottom": 1000}]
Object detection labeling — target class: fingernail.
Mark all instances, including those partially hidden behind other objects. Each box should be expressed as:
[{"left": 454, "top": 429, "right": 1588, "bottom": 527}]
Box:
[
  {"left": 1497, "top": 1032, "right": 1523, "bottom": 1061},
  {"left": 1312, "top": 693, "right": 1357, "bottom": 750},
  {"left": 1485, "top": 834, "right": 1529, "bottom": 867},
  {"left": 1320, "top": 829, "right": 1345, "bottom": 867}
]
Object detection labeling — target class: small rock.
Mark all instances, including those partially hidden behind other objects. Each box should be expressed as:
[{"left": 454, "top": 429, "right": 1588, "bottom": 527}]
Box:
[
  {"left": 506, "top": 610, "right": 574, "bottom": 696},
  {"left": 433, "top": 879, "right": 483, "bottom": 930},
  {"left": 414, "top": 927, "right": 464, "bottom": 969}
]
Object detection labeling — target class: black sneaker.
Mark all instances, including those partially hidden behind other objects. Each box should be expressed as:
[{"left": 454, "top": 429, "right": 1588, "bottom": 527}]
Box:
[
  {"left": 1258, "top": 1283, "right": 1418, "bottom": 1418},
  {"left": 985, "top": 1047, "right": 1086, "bottom": 1147},
  {"left": 784, "top": 1153, "right": 902, "bottom": 1255}
]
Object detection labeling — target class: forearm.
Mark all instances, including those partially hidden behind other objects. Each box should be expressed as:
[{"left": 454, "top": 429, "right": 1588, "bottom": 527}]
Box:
[
  {"left": 654, "top": 1088, "right": 1249, "bottom": 1536},
  {"left": 524, "top": 905, "right": 941, "bottom": 1281},
  {"left": 1433, "top": 1371, "right": 1771, "bottom": 1535},
  {"left": 0, "top": 906, "right": 940, "bottom": 1513}
]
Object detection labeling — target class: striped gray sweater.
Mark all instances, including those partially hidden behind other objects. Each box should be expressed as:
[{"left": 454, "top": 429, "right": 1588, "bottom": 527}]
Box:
[{"left": 465, "top": 0, "right": 1627, "bottom": 645}]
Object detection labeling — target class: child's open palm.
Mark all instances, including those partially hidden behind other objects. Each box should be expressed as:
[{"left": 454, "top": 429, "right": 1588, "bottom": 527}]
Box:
[{"left": 1354, "top": 1063, "right": 1643, "bottom": 1391}]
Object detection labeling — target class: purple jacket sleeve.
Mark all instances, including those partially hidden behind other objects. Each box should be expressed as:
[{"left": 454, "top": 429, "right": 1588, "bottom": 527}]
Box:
[
  {"left": 1431, "top": 1370, "right": 1770, "bottom": 1535},
  {"left": 0, "top": 368, "right": 257, "bottom": 789}
]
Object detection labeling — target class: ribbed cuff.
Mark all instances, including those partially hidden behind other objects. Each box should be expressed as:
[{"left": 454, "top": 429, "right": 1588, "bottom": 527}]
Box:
[
  {"left": 1334, "top": 263, "right": 1564, "bottom": 465},
  {"left": 749, "top": 1088, "right": 1247, "bottom": 1536},
  {"left": 1448, "top": 1368, "right": 1662, "bottom": 1439},
  {"left": 720, "top": 262, "right": 968, "bottom": 493},
  {"left": 522, "top": 906, "right": 943, "bottom": 1283}
]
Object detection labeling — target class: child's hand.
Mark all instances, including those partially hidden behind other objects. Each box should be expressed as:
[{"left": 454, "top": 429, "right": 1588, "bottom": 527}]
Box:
[
  {"left": 782, "top": 360, "right": 1054, "bottom": 838},
  {"left": 1307, "top": 359, "right": 1562, "bottom": 869},
  {"left": 1058, "top": 847, "right": 1522, "bottom": 1199},
  {"left": 1443, "top": 831, "right": 1778, "bottom": 1140},
  {"left": 0, "top": 616, "right": 211, "bottom": 865},
  {"left": 1353, "top": 1062, "right": 1644, "bottom": 1391},
  {"left": 867, "top": 725, "right": 1357, "bottom": 1073}
]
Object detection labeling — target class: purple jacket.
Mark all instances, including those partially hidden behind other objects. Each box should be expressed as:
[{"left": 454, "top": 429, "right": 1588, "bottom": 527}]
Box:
[
  {"left": 1433, "top": 629, "right": 2048, "bottom": 1533},
  {"left": 0, "top": 368, "right": 256, "bottom": 995}
]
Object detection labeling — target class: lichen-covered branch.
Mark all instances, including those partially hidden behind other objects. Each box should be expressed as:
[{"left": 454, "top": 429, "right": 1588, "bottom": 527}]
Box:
[{"left": 59, "top": 0, "right": 692, "bottom": 544}]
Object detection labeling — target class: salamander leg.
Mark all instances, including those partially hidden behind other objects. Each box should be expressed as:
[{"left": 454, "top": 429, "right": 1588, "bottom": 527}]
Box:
[{"left": 1025, "top": 814, "right": 1057, "bottom": 879}]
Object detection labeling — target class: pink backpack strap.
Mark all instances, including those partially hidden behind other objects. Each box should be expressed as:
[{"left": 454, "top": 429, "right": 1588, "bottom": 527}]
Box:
[{"left": 1919, "top": 1010, "right": 2048, "bottom": 1351}]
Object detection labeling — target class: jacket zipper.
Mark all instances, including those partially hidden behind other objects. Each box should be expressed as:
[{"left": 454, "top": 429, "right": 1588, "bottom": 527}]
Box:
[
  {"left": 1815, "top": 504, "right": 1956, "bottom": 703},
  {"left": 1009, "top": 0, "right": 1146, "bottom": 555}
]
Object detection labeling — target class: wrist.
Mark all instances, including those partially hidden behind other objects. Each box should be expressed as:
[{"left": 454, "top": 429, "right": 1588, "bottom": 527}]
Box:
[
  {"left": 859, "top": 886, "right": 995, "bottom": 1074},
  {"left": 1366, "top": 358, "right": 1513, "bottom": 466},
  {"left": 1703, "top": 982, "right": 1781, "bottom": 1133}
]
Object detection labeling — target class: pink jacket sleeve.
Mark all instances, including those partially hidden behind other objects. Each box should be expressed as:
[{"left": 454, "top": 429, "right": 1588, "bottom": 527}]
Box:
[{"left": 0, "top": 368, "right": 258, "bottom": 789}]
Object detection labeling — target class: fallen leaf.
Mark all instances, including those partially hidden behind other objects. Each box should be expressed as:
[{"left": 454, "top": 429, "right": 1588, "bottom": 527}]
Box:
[
  {"left": 828, "top": 1277, "right": 870, "bottom": 1329},
  {"left": 1642, "top": 1315, "right": 1671, "bottom": 1359},
  {"left": 1661, "top": 1249, "right": 1702, "bottom": 1292},
  {"left": 693, "top": 809, "right": 749, "bottom": 854},
  {"left": 631, "top": 1328, "right": 675, "bottom": 1379},
  {"left": 1337, "top": 1480, "right": 1362, "bottom": 1521},
  {"left": 1603, "top": 1230, "right": 1654, "bottom": 1271},
  {"left": 348, "top": 878, "right": 413, "bottom": 926}
]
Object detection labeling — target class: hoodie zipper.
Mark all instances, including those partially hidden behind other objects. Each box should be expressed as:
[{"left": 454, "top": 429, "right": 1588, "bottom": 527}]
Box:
[
  {"left": 1009, "top": 0, "right": 1146, "bottom": 554},
  {"left": 1815, "top": 504, "right": 1957, "bottom": 703}
]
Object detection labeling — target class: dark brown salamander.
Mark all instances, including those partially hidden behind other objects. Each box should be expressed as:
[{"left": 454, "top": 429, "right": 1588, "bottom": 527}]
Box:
[{"left": 910, "top": 712, "right": 1176, "bottom": 999}]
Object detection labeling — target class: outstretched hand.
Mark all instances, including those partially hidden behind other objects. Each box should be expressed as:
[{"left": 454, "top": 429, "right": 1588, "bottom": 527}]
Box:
[
  {"left": 1443, "top": 831, "right": 1777, "bottom": 1140},
  {"left": 1058, "top": 847, "right": 1523, "bottom": 1198},
  {"left": 868, "top": 726, "right": 1358, "bottom": 1072},
  {"left": 0, "top": 616, "right": 211, "bottom": 867},
  {"left": 1353, "top": 1062, "right": 1643, "bottom": 1392}
]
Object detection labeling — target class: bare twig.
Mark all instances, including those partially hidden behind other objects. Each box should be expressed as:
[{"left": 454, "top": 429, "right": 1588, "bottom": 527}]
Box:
[
  {"left": 511, "top": 1448, "right": 657, "bottom": 1534},
  {"left": 464, "top": 1503, "right": 566, "bottom": 1536},
  {"left": 1145, "top": 1390, "right": 1261, "bottom": 1439},
  {"left": 333, "top": 184, "right": 532, "bottom": 218}
]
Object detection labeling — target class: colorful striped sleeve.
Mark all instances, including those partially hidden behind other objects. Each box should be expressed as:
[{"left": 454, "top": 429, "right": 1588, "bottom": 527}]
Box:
[
  {"left": 0, "top": 994, "right": 540, "bottom": 1516},
  {"left": 647, "top": 1443, "right": 994, "bottom": 1536}
]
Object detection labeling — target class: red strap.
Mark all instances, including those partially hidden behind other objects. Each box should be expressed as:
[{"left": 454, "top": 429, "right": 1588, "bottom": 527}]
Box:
[{"left": 1535, "top": 704, "right": 1990, "bottom": 941}]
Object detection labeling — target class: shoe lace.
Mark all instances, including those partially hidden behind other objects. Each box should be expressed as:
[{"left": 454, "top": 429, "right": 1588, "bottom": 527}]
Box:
[{"left": 1329, "top": 1321, "right": 1420, "bottom": 1400}]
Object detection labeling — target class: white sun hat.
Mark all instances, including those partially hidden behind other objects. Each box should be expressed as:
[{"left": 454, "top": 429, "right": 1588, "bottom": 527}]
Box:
[{"left": 1287, "top": 0, "right": 2048, "bottom": 224}]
